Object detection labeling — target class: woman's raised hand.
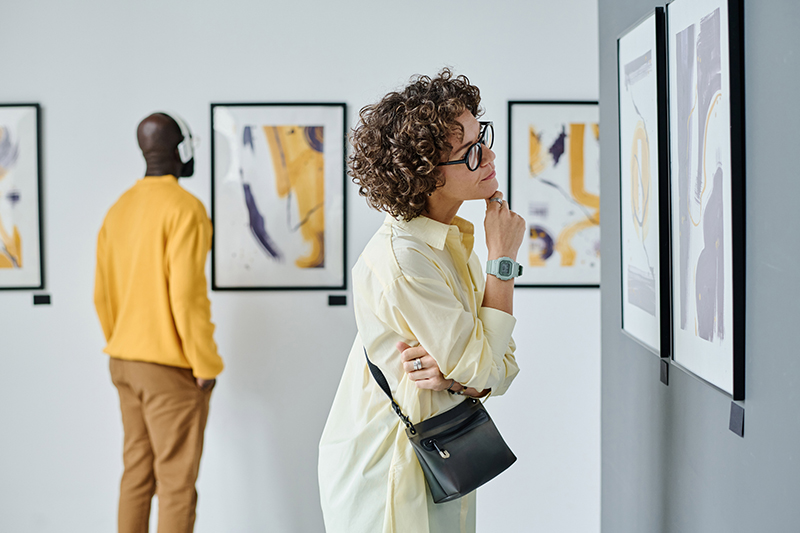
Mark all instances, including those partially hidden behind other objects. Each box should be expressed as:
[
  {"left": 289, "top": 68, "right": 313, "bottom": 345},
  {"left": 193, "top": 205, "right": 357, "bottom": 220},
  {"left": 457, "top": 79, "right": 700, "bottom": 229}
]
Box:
[{"left": 484, "top": 191, "right": 525, "bottom": 261}]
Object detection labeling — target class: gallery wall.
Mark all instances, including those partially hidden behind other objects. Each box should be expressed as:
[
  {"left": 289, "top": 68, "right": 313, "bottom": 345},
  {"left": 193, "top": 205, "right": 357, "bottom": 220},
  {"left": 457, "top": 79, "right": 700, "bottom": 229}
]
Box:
[
  {"left": 0, "top": 1, "right": 600, "bottom": 531},
  {"left": 600, "top": 1, "right": 800, "bottom": 531}
]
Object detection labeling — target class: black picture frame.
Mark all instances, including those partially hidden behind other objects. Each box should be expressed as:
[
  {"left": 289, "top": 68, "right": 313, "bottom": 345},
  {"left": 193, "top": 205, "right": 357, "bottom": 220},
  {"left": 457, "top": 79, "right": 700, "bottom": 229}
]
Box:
[
  {"left": 666, "top": 0, "right": 745, "bottom": 400},
  {"left": 508, "top": 100, "right": 601, "bottom": 288},
  {"left": 0, "top": 103, "right": 44, "bottom": 290},
  {"left": 210, "top": 102, "right": 347, "bottom": 291},
  {"left": 616, "top": 8, "right": 672, "bottom": 357}
]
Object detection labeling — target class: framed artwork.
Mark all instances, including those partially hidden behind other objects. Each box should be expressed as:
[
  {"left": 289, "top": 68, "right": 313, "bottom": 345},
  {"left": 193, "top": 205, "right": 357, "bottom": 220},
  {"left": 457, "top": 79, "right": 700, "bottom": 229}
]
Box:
[
  {"left": 211, "top": 103, "right": 346, "bottom": 290},
  {"left": 617, "top": 8, "right": 671, "bottom": 356},
  {"left": 667, "top": 0, "right": 745, "bottom": 399},
  {"left": 508, "top": 101, "right": 600, "bottom": 287},
  {"left": 0, "top": 104, "right": 43, "bottom": 290}
]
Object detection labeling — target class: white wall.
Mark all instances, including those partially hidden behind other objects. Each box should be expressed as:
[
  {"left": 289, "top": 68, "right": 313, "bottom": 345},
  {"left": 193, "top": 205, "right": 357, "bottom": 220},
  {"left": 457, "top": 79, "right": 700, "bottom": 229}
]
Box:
[{"left": 0, "top": 1, "right": 599, "bottom": 531}]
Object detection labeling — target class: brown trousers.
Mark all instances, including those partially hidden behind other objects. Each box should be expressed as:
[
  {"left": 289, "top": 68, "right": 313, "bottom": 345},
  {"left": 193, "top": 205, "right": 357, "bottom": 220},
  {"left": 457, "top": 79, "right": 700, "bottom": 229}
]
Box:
[{"left": 110, "top": 358, "right": 213, "bottom": 533}]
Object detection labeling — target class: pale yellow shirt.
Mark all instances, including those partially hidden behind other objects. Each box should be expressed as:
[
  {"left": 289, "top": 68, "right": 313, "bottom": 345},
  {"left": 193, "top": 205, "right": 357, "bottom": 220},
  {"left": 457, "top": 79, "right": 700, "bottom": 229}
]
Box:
[{"left": 319, "top": 215, "right": 519, "bottom": 533}]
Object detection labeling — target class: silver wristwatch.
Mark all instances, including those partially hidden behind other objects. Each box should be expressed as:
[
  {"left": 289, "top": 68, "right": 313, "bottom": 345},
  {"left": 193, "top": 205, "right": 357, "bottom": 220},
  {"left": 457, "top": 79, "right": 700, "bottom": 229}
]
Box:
[{"left": 486, "top": 257, "right": 523, "bottom": 281}]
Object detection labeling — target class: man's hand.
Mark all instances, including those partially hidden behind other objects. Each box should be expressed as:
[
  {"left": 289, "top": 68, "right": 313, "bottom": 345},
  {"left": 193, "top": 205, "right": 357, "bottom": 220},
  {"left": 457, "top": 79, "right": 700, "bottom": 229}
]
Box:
[
  {"left": 397, "top": 341, "right": 453, "bottom": 391},
  {"left": 195, "top": 378, "right": 216, "bottom": 391}
]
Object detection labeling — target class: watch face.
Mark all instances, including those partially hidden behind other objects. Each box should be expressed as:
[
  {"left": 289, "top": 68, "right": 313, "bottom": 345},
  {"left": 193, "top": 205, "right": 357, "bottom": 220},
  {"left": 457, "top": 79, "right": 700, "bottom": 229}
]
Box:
[{"left": 499, "top": 260, "right": 512, "bottom": 276}]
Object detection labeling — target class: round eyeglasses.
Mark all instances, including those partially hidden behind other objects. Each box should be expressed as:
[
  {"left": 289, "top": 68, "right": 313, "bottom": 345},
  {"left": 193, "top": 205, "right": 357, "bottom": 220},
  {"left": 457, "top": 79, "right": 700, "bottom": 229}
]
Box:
[{"left": 437, "top": 121, "right": 494, "bottom": 172}]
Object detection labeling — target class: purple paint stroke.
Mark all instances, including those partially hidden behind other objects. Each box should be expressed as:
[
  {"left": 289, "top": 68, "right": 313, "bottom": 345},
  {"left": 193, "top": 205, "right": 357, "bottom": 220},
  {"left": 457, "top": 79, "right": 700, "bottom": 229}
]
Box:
[
  {"left": 693, "top": 9, "right": 722, "bottom": 203},
  {"left": 676, "top": 9, "right": 725, "bottom": 340},
  {"left": 6, "top": 189, "right": 20, "bottom": 206},
  {"left": 239, "top": 126, "right": 282, "bottom": 260},
  {"left": 530, "top": 225, "right": 554, "bottom": 260},
  {"left": 692, "top": 9, "right": 724, "bottom": 341},
  {"left": 243, "top": 125, "right": 254, "bottom": 151},
  {"left": 695, "top": 166, "right": 725, "bottom": 341},
  {"left": 243, "top": 183, "right": 282, "bottom": 260},
  {"left": 549, "top": 126, "right": 567, "bottom": 165}
]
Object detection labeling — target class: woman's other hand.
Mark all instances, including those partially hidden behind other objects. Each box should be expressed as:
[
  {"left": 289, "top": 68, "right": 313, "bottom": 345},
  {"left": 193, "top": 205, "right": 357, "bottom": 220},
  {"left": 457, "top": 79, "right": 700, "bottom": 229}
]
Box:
[
  {"left": 397, "top": 341, "right": 451, "bottom": 391},
  {"left": 484, "top": 191, "right": 525, "bottom": 261},
  {"left": 397, "top": 341, "right": 490, "bottom": 398}
]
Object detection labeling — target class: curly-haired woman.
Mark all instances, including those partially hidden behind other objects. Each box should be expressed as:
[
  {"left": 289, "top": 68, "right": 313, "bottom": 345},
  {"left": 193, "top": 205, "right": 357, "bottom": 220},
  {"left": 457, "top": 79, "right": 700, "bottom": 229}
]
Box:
[{"left": 318, "top": 69, "right": 525, "bottom": 533}]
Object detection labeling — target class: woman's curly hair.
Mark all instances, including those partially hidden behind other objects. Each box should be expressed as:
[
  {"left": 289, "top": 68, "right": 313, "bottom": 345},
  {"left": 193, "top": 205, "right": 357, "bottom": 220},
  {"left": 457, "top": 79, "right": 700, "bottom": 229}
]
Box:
[{"left": 349, "top": 68, "right": 482, "bottom": 221}]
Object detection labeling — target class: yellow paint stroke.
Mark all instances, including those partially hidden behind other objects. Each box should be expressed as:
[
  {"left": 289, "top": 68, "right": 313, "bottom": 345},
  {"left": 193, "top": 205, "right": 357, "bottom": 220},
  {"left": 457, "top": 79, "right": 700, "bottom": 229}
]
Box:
[
  {"left": 264, "top": 125, "right": 326, "bottom": 269},
  {"left": 684, "top": 87, "right": 698, "bottom": 162},
  {"left": 0, "top": 221, "right": 22, "bottom": 268},
  {"left": 687, "top": 92, "right": 722, "bottom": 227},
  {"left": 630, "top": 120, "right": 651, "bottom": 240},
  {"left": 528, "top": 251, "right": 546, "bottom": 267},
  {"left": 591, "top": 123, "right": 600, "bottom": 141},
  {"left": 556, "top": 213, "right": 600, "bottom": 266},
  {"left": 555, "top": 123, "right": 600, "bottom": 266},
  {"left": 568, "top": 124, "right": 599, "bottom": 209},
  {"left": 0, "top": 153, "right": 22, "bottom": 267},
  {"left": 528, "top": 125, "right": 547, "bottom": 176}
]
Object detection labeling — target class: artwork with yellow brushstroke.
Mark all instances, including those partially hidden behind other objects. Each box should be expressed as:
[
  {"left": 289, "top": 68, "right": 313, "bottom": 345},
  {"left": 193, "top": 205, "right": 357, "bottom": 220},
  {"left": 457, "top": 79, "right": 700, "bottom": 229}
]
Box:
[
  {"left": 211, "top": 104, "right": 346, "bottom": 290},
  {"left": 529, "top": 121, "right": 600, "bottom": 269},
  {"left": 512, "top": 103, "right": 600, "bottom": 286},
  {"left": 619, "top": 41, "right": 661, "bottom": 326},
  {"left": 665, "top": 0, "right": 741, "bottom": 397},
  {"left": 0, "top": 125, "right": 23, "bottom": 269},
  {"left": 618, "top": 17, "right": 664, "bottom": 354},
  {"left": 264, "top": 125, "right": 325, "bottom": 269},
  {"left": 0, "top": 105, "right": 43, "bottom": 289},
  {"left": 674, "top": 8, "right": 726, "bottom": 344}
]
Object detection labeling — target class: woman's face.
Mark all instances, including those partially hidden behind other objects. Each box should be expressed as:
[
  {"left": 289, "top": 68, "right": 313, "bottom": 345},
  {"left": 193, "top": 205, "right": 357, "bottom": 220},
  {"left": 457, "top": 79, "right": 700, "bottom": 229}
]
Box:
[{"left": 434, "top": 110, "right": 498, "bottom": 205}]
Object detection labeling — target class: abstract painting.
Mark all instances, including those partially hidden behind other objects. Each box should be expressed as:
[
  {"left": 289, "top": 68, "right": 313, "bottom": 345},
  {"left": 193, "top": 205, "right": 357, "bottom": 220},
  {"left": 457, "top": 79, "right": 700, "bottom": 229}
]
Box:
[
  {"left": 0, "top": 104, "right": 43, "bottom": 290},
  {"left": 617, "top": 8, "right": 670, "bottom": 355},
  {"left": 668, "top": 0, "right": 745, "bottom": 398},
  {"left": 508, "top": 101, "right": 600, "bottom": 287},
  {"left": 211, "top": 103, "right": 346, "bottom": 290}
]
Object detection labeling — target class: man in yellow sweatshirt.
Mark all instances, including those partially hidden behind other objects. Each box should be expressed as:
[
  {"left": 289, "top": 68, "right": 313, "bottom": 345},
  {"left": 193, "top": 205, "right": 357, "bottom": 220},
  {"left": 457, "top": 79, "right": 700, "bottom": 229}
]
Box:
[{"left": 94, "top": 112, "right": 223, "bottom": 533}]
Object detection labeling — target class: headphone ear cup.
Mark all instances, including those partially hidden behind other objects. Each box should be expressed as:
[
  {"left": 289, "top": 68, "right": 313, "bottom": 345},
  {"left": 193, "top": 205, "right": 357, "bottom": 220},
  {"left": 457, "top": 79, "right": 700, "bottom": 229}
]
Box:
[
  {"left": 177, "top": 139, "right": 192, "bottom": 163},
  {"left": 158, "top": 111, "right": 193, "bottom": 163}
]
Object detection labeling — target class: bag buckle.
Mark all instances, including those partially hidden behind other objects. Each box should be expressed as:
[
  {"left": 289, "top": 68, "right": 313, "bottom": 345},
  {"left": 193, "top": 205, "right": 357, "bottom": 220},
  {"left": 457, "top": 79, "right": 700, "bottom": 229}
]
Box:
[
  {"left": 392, "top": 400, "right": 417, "bottom": 434},
  {"left": 432, "top": 441, "right": 450, "bottom": 459}
]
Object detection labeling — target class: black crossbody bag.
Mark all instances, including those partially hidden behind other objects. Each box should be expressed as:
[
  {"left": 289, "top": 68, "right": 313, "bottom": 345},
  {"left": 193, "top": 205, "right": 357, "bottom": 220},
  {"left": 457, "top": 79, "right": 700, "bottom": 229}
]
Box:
[{"left": 364, "top": 349, "right": 517, "bottom": 503}]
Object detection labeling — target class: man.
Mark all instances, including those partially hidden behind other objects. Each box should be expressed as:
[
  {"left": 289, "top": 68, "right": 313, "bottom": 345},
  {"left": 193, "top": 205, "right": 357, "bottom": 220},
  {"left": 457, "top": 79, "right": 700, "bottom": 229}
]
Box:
[{"left": 94, "top": 112, "right": 223, "bottom": 533}]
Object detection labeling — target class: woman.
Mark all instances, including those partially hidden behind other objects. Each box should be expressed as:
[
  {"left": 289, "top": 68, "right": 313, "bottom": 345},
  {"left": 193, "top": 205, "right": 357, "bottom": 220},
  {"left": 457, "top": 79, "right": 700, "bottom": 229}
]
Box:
[{"left": 318, "top": 69, "right": 525, "bottom": 533}]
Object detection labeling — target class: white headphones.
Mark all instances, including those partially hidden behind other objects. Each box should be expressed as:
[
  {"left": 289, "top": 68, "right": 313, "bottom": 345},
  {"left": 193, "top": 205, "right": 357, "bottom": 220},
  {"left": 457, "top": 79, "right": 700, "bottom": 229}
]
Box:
[{"left": 158, "top": 111, "right": 195, "bottom": 163}]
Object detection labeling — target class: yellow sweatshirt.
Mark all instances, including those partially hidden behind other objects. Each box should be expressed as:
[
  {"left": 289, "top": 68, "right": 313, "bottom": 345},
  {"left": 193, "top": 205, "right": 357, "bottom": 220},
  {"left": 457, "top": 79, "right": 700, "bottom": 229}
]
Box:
[{"left": 94, "top": 175, "right": 223, "bottom": 379}]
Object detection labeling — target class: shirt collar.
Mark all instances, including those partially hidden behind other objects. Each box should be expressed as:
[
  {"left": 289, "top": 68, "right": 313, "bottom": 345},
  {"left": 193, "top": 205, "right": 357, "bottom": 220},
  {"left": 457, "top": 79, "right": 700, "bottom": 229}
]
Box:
[
  {"left": 386, "top": 214, "right": 474, "bottom": 252},
  {"left": 138, "top": 174, "right": 178, "bottom": 184}
]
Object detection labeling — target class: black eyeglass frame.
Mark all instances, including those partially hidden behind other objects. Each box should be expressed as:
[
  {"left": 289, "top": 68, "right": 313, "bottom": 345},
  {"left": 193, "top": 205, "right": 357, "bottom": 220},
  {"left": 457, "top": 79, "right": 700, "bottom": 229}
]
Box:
[{"left": 437, "top": 121, "right": 494, "bottom": 171}]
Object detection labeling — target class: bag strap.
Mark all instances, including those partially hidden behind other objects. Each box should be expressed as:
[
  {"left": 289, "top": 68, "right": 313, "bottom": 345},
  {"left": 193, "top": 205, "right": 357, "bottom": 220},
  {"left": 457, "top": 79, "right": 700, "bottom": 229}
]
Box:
[{"left": 364, "top": 348, "right": 417, "bottom": 435}]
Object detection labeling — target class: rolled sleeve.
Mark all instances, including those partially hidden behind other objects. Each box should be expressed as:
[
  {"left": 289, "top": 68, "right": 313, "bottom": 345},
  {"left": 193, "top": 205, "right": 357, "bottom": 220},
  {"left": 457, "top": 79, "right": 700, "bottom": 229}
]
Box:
[
  {"left": 478, "top": 306, "right": 516, "bottom": 363},
  {"left": 478, "top": 306, "right": 519, "bottom": 394}
]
